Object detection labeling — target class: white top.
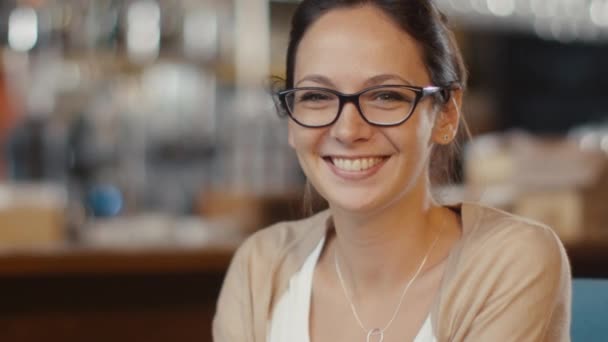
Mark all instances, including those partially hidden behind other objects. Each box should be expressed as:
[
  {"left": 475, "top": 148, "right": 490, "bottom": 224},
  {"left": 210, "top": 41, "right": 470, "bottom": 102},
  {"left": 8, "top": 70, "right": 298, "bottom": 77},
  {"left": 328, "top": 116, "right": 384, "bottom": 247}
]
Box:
[{"left": 268, "top": 238, "right": 437, "bottom": 342}]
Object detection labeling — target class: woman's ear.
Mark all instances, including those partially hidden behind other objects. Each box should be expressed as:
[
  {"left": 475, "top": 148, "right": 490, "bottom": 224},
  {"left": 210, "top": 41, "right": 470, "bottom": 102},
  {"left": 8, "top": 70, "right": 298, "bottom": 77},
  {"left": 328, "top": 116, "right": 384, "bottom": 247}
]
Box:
[{"left": 432, "top": 89, "right": 462, "bottom": 145}]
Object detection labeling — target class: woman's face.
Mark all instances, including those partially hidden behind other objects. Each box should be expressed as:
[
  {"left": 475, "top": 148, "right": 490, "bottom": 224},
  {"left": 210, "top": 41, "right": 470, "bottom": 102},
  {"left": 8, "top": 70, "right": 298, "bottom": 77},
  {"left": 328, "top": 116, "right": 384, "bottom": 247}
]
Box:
[{"left": 289, "top": 5, "right": 442, "bottom": 214}]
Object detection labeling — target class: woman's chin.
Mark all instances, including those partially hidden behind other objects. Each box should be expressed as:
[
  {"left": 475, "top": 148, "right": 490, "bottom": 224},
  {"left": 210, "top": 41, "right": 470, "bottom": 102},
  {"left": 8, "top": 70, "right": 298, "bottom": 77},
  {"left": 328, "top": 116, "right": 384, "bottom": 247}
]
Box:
[
  {"left": 325, "top": 192, "right": 384, "bottom": 215},
  {"left": 319, "top": 179, "right": 417, "bottom": 217}
]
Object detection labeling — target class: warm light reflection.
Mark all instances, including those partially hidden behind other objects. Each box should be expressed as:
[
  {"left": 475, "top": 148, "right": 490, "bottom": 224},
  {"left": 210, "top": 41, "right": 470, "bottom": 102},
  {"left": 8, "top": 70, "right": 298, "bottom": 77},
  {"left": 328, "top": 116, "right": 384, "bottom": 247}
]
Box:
[
  {"left": 8, "top": 7, "right": 38, "bottom": 52},
  {"left": 590, "top": 0, "right": 608, "bottom": 27},
  {"left": 127, "top": 0, "right": 161, "bottom": 62},
  {"left": 184, "top": 9, "right": 218, "bottom": 61},
  {"left": 580, "top": 133, "right": 600, "bottom": 151},
  {"left": 601, "top": 136, "right": 608, "bottom": 153},
  {"left": 487, "top": 0, "right": 515, "bottom": 17},
  {"left": 471, "top": 0, "right": 489, "bottom": 14}
]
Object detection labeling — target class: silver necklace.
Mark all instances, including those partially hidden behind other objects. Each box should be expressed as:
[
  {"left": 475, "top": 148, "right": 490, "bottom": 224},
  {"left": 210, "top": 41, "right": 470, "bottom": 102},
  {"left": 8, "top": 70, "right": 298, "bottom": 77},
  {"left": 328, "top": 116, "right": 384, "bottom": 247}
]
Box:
[{"left": 334, "top": 225, "right": 443, "bottom": 342}]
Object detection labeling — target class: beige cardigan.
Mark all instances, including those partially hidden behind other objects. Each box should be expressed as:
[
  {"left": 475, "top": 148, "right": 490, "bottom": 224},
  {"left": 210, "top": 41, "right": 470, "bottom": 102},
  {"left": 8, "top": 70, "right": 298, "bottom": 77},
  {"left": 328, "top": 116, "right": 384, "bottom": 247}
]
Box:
[{"left": 213, "top": 202, "right": 571, "bottom": 341}]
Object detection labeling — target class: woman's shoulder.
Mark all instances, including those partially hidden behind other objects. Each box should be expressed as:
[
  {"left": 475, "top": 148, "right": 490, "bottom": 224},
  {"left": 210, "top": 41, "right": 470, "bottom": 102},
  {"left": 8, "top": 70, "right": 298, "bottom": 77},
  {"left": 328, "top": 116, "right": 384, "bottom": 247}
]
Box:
[
  {"left": 459, "top": 202, "right": 567, "bottom": 261},
  {"left": 447, "top": 201, "right": 571, "bottom": 286},
  {"left": 435, "top": 203, "right": 572, "bottom": 340}
]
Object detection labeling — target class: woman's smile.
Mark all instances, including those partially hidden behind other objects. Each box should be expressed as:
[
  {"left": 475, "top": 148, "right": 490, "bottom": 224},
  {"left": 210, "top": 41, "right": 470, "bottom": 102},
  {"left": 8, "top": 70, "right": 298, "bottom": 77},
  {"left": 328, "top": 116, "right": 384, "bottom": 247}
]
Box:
[{"left": 322, "top": 155, "right": 390, "bottom": 181}]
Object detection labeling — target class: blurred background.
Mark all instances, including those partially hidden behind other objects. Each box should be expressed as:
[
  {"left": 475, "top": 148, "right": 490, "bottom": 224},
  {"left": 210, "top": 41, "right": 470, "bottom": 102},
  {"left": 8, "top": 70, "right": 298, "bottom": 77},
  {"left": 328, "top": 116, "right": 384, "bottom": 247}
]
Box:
[{"left": 0, "top": 0, "right": 607, "bottom": 341}]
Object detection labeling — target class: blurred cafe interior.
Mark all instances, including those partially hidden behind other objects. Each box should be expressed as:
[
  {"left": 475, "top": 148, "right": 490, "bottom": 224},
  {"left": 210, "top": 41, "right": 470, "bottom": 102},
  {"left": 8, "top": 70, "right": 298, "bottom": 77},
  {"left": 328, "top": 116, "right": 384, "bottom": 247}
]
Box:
[{"left": 0, "top": 0, "right": 607, "bottom": 341}]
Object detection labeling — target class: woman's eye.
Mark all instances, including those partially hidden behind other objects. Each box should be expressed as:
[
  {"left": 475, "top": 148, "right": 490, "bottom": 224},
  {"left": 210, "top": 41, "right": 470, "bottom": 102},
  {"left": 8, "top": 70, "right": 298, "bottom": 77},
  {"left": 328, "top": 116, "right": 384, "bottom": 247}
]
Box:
[
  {"left": 373, "top": 92, "right": 408, "bottom": 102},
  {"left": 299, "top": 92, "right": 331, "bottom": 102}
]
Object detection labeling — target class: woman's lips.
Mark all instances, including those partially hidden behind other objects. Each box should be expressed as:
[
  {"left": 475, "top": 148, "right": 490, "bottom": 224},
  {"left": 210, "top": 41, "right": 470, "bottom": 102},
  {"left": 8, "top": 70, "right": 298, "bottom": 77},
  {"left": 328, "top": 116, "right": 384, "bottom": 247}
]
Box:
[{"left": 323, "top": 156, "right": 389, "bottom": 180}]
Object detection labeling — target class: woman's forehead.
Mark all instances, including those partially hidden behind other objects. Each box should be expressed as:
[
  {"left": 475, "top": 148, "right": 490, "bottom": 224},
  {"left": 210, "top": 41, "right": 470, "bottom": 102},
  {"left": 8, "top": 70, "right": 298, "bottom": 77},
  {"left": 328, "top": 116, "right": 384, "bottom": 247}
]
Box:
[{"left": 294, "top": 5, "right": 429, "bottom": 87}]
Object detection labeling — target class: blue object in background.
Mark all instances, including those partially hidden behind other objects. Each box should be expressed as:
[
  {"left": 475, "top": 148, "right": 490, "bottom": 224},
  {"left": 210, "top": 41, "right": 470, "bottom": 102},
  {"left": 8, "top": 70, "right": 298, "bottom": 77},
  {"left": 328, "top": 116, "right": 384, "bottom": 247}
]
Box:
[
  {"left": 572, "top": 278, "right": 608, "bottom": 342},
  {"left": 87, "top": 184, "right": 124, "bottom": 218}
]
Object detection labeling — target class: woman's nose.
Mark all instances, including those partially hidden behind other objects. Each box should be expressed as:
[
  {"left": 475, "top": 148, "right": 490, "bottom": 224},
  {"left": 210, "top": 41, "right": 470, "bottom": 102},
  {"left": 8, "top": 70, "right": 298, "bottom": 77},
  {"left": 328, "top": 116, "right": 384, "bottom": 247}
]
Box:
[{"left": 328, "top": 102, "right": 373, "bottom": 144}]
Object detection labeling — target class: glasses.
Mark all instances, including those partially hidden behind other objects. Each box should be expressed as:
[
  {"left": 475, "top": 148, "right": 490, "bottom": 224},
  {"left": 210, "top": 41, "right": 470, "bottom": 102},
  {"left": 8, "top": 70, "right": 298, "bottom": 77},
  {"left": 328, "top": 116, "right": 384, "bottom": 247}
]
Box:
[{"left": 277, "top": 84, "right": 446, "bottom": 128}]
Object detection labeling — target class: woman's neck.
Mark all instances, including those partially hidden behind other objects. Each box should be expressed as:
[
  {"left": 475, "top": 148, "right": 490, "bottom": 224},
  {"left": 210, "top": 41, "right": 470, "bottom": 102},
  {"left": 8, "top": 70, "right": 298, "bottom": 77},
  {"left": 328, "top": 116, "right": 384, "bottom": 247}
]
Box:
[{"left": 326, "top": 185, "right": 447, "bottom": 297}]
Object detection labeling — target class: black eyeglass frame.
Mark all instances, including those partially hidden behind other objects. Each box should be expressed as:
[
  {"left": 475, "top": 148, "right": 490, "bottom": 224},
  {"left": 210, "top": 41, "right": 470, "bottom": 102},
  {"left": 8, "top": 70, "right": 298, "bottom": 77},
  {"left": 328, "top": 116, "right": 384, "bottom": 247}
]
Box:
[{"left": 277, "top": 84, "right": 448, "bottom": 128}]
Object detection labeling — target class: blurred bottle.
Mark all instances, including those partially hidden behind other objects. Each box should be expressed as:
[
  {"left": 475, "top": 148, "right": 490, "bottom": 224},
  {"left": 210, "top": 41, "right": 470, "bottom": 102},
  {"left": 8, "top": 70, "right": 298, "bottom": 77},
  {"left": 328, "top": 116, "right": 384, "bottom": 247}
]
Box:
[
  {"left": 0, "top": 69, "right": 20, "bottom": 180},
  {"left": 6, "top": 116, "right": 45, "bottom": 180},
  {"left": 66, "top": 84, "right": 124, "bottom": 219},
  {"left": 5, "top": 82, "right": 60, "bottom": 181}
]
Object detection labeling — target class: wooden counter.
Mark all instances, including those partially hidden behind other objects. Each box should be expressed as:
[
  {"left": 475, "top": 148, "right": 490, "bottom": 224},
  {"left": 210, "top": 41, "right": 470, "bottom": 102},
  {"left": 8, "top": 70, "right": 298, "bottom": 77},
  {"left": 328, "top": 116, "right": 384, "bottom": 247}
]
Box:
[
  {"left": 0, "top": 231, "right": 606, "bottom": 342},
  {"left": 0, "top": 243, "right": 237, "bottom": 342},
  {"left": 564, "top": 238, "right": 608, "bottom": 279},
  {"left": 1, "top": 234, "right": 605, "bottom": 278},
  {"left": 0, "top": 244, "right": 235, "bottom": 277}
]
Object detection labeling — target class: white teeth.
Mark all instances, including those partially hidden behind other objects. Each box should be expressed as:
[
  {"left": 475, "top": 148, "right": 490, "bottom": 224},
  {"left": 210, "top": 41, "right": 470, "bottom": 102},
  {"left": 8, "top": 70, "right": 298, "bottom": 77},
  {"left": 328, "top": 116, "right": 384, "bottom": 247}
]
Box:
[
  {"left": 331, "top": 157, "right": 384, "bottom": 172},
  {"left": 344, "top": 159, "right": 352, "bottom": 170},
  {"left": 361, "top": 159, "right": 369, "bottom": 169}
]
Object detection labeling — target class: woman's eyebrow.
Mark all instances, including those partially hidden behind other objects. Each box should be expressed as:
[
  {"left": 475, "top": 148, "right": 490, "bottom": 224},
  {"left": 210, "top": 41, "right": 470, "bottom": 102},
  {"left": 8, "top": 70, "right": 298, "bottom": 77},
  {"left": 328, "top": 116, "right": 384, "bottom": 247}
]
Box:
[
  {"left": 295, "top": 74, "right": 414, "bottom": 88},
  {"left": 364, "top": 74, "right": 414, "bottom": 87},
  {"left": 295, "top": 75, "right": 336, "bottom": 87}
]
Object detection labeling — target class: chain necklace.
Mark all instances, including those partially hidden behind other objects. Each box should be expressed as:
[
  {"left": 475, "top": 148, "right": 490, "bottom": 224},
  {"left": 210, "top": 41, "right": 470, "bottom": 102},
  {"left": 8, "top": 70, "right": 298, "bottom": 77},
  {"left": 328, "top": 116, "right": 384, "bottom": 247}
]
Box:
[{"left": 334, "top": 224, "right": 443, "bottom": 342}]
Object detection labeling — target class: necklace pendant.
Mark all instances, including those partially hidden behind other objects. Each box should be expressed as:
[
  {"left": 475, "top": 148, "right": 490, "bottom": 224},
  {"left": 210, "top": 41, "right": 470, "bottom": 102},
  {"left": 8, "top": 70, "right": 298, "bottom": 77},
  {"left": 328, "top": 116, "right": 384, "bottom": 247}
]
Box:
[{"left": 366, "top": 328, "right": 384, "bottom": 342}]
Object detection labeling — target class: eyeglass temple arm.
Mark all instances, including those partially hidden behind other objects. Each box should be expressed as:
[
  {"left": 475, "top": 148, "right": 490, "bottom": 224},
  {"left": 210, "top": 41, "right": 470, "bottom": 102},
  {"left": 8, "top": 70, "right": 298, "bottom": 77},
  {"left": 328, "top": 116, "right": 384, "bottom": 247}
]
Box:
[{"left": 436, "top": 82, "right": 462, "bottom": 103}]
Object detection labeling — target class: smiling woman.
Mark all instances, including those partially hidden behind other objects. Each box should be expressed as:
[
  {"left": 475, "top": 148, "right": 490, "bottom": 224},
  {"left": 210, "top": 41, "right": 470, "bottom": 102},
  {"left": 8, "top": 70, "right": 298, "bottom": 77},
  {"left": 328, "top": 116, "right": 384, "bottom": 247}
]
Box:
[{"left": 213, "top": 1, "right": 571, "bottom": 342}]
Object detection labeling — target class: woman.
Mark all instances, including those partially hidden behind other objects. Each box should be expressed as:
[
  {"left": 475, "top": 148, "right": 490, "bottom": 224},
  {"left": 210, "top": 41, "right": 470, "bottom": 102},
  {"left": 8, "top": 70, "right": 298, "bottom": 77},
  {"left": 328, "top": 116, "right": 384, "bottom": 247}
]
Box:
[{"left": 214, "top": 1, "right": 571, "bottom": 341}]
